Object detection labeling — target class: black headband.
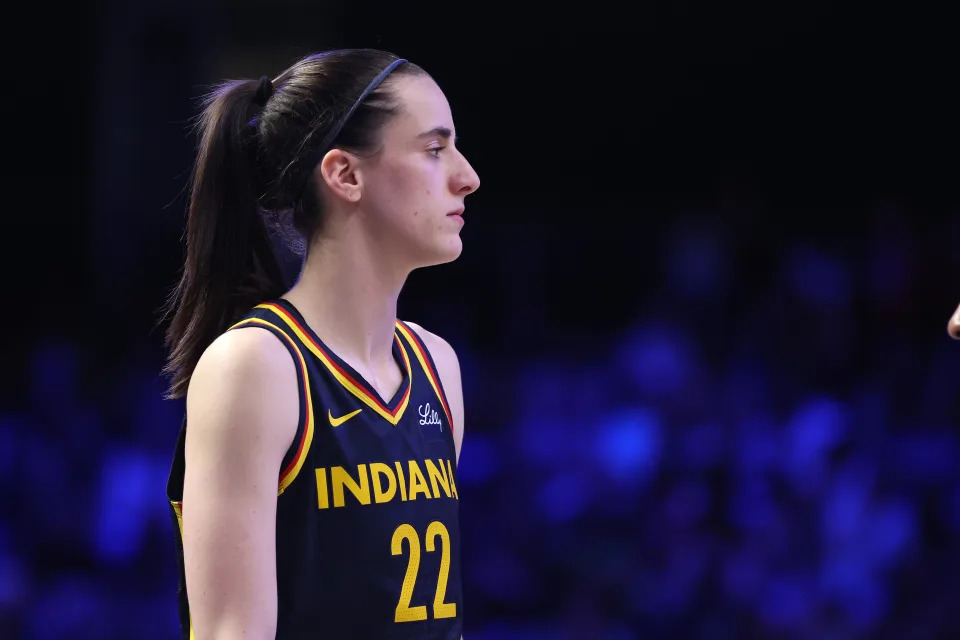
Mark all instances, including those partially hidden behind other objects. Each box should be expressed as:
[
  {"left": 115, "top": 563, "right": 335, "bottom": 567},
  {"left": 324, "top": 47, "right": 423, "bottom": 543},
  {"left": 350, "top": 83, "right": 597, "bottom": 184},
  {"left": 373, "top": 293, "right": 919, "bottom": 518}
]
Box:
[{"left": 296, "top": 58, "right": 407, "bottom": 197}]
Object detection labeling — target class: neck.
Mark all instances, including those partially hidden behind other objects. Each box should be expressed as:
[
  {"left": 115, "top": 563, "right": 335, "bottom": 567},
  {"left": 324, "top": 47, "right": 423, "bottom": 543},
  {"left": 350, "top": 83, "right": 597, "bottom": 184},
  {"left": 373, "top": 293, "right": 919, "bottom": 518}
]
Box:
[{"left": 284, "top": 227, "right": 408, "bottom": 371}]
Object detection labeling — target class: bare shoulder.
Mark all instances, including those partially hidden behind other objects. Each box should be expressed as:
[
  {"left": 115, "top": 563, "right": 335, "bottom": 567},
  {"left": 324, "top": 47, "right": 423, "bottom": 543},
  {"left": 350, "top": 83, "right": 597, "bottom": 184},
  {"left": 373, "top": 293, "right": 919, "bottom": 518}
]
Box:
[
  {"left": 193, "top": 324, "right": 296, "bottom": 384},
  {"left": 181, "top": 326, "right": 298, "bottom": 637},
  {"left": 186, "top": 326, "right": 300, "bottom": 461},
  {"left": 402, "top": 321, "right": 462, "bottom": 391},
  {"left": 403, "top": 322, "right": 465, "bottom": 460},
  {"left": 403, "top": 321, "right": 458, "bottom": 366}
]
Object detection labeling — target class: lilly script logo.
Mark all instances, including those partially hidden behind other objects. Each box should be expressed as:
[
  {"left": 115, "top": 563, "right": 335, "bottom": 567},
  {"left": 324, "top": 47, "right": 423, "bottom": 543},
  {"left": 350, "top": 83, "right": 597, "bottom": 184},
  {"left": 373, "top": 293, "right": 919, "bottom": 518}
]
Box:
[{"left": 419, "top": 403, "right": 442, "bottom": 430}]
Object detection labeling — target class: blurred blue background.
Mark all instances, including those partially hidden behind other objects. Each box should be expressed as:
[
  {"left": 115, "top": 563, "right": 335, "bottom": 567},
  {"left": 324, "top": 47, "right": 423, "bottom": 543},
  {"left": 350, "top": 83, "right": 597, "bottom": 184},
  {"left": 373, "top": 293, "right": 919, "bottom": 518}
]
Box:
[{"left": 2, "top": 1, "right": 958, "bottom": 638}]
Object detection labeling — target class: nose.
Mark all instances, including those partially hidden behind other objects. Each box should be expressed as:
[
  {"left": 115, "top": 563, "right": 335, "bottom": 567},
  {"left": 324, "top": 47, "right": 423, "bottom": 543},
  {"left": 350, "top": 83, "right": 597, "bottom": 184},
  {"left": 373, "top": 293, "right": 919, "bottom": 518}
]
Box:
[
  {"left": 949, "top": 302, "right": 960, "bottom": 339},
  {"left": 451, "top": 150, "right": 480, "bottom": 196}
]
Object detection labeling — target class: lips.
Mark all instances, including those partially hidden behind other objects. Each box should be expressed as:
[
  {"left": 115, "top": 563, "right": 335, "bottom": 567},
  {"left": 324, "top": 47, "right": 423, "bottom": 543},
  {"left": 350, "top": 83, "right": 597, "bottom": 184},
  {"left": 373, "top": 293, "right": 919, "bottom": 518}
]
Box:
[{"left": 447, "top": 207, "right": 465, "bottom": 217}]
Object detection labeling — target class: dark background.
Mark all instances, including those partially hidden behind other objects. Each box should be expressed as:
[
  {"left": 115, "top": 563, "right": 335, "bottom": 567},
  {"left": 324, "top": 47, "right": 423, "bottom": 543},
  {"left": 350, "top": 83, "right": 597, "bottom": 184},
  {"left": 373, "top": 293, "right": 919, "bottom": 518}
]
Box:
[{"left": 2, "top": 1, "right": 958, "bottom": 638}]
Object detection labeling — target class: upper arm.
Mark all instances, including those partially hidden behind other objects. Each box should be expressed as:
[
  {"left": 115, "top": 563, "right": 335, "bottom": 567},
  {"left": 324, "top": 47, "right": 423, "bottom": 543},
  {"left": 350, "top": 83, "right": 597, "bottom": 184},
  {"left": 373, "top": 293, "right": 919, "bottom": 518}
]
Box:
[
  {"left": 181, "top": 327, "right": 300, "bottom": 640},
  {"left": 405, "top": 322, "right": 465, "bottom": 462}
]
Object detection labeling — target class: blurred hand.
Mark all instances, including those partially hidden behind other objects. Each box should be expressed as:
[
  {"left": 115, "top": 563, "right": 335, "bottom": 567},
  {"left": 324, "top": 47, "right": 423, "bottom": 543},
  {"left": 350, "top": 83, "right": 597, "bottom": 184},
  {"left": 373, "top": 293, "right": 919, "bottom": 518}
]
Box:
[{"left": 949, "top": 302, "right": 960, "bottom": 339}]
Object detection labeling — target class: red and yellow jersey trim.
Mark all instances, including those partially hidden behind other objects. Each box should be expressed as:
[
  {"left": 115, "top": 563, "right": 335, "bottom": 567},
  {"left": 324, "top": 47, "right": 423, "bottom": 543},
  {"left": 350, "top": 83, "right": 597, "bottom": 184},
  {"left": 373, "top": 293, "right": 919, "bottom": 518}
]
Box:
[
  {"left": 256, "top": 303, "right": 412, "bottom": 425},
  {"left": 396, "top": 322, "right": 455, "bottom": 435},
  {"left": 228, "top": 316, "right": 315, "bottom": 495}
]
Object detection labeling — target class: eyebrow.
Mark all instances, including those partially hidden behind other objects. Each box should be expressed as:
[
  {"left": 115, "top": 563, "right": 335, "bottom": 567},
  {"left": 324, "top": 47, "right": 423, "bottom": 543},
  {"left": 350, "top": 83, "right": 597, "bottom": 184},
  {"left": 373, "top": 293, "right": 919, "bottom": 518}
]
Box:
[{"left": 416, "top": 126, "right": 458, "bottom": 142}]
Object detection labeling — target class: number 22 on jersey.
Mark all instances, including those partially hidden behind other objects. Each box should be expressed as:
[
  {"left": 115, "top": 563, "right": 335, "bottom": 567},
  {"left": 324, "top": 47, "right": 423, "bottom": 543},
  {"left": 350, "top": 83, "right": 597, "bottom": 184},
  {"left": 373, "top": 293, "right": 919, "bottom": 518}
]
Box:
[{"left": 392, "top": 521, "right": 456, "bottom": 622}]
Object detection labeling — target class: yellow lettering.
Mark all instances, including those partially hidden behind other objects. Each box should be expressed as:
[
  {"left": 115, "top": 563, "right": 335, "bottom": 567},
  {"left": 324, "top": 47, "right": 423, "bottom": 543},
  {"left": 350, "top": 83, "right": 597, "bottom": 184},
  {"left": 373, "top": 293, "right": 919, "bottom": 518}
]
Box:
[
  {"left": 426, "top": 521, "right": 456, "bottom": 618},
  {"left": 394, "top": 461, "right": 408, "bottom": 501},
  {"left": 391, "top": 524, "right": 427, "bottom": 622},
  {"left": 446, "top": 459, "right": 459, "bottom": 500},
  {"left": 331, "top": 464, "right": 371, "bottom": 507},
  {"left": 425, "top": 459, "right": 452, "bottom": 498},
  {"left": 407, "top": 460, "right": 432, "bottom": 500},
  {"left": 315, "top": 468, "right": 329, "bottom": 509},
  {"left": 319, "top": 461, "right": 457, "bottom": 508},
  {"left": 370, "top": 462, "right": 397, "bottom": 503}
]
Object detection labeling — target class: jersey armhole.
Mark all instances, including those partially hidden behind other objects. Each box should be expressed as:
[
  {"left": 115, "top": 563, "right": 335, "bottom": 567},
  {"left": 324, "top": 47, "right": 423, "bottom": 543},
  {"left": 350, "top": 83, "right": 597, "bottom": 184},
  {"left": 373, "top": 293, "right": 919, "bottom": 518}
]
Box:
[{"left": 227, "top": 319, "right": 315, "bottom": 495}]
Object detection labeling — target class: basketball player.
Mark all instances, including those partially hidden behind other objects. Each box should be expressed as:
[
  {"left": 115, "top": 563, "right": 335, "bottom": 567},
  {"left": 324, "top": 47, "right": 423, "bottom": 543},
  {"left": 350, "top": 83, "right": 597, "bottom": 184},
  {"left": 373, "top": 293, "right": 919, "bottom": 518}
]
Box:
[
  {"left": 162, "top": 49, "right": 479, "bottom": 639},
  {"left": 950, "top": 302, "right": 960, "bottom": 339}
]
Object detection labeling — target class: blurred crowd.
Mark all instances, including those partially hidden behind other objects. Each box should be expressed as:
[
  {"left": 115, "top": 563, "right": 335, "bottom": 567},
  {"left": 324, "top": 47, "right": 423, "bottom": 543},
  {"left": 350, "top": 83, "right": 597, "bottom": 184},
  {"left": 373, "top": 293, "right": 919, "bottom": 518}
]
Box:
[{"left": 1, "top": 207, "right": 958, "bottom": 639}]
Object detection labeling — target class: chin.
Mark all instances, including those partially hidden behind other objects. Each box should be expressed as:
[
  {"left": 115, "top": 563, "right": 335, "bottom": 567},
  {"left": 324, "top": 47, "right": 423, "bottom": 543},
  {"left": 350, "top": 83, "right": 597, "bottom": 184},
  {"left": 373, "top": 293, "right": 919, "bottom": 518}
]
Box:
[
  {"left": 418, "top": 236, "right": 463, "bottom": 268},
  {"left": 435, "top": 243, "right": 464, "bottom": 265}
]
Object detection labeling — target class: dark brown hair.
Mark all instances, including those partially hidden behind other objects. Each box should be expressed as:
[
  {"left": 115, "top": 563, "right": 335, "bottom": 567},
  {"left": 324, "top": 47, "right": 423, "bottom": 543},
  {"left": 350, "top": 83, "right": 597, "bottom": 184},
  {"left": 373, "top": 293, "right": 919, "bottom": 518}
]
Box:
[{"left": 161, "top": 49, "right": 426, "bottom": 398}]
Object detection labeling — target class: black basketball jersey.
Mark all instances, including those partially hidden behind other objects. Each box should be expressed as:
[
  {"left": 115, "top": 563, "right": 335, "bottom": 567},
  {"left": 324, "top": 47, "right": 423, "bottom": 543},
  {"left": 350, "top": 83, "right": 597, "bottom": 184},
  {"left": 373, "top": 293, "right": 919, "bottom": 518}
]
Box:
[{"left": 166, "top": 298, "right": 462, "bottom": 640}]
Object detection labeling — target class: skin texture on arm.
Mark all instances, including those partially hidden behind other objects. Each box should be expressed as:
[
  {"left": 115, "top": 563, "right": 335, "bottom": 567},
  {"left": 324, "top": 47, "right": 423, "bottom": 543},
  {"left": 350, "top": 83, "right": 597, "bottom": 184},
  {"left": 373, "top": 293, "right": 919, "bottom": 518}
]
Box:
[
  {"left": 405, "top": 322, "right": 465, "bottom": 463},
  {"left": 181, "top": 327, "right": 300, "bottom": 639}
]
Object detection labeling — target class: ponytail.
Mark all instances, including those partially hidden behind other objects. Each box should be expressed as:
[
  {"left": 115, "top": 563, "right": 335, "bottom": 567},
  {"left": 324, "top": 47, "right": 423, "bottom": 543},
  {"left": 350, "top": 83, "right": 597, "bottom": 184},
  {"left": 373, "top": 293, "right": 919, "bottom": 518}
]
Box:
[{"left": 161, "top": 79, "right": 286, "bottom": 399}]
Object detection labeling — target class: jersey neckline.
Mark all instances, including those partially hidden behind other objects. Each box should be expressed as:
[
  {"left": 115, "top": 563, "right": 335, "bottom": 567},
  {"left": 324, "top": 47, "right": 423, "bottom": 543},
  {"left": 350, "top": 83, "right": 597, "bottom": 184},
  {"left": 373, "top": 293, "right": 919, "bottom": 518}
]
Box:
[{"left": 260, "top": 298, "right": 413, "bottom": 423}]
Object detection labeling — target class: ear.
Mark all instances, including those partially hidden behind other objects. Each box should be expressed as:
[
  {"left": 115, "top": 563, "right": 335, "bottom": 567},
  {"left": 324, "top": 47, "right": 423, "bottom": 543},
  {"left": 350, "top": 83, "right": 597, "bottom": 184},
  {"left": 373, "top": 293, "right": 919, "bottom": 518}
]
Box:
[{"left": 316, "top": 148, "right": 362, "bottom": 203}]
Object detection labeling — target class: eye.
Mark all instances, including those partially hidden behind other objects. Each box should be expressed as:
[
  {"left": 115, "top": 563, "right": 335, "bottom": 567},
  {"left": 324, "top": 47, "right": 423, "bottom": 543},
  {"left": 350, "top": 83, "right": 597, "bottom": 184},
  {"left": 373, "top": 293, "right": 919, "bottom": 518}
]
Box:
[{"left": 428, "top": 146, "right": 446, "bottom": 158}]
